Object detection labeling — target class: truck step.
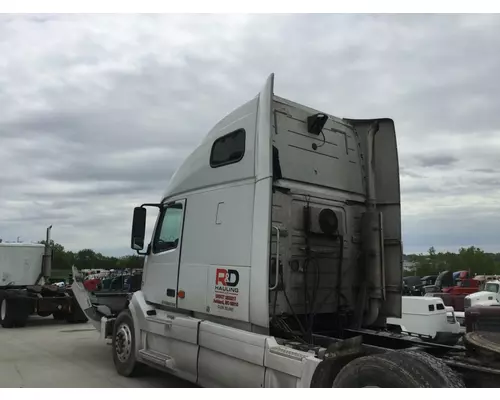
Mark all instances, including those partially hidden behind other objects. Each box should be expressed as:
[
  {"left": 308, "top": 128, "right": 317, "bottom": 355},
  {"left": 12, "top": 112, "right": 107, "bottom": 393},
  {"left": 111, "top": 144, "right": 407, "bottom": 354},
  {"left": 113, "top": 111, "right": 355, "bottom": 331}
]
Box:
[{"left": 138, "top": 349, "right": 176, "bottom": 370}]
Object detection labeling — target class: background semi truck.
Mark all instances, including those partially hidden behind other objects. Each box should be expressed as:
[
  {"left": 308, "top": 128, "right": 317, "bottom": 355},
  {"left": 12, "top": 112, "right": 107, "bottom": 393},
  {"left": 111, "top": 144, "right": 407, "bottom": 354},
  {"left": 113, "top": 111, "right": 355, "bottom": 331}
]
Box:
[
  {"left": 72, "top": 74, "right": 500, "bottom": 388},
  {"left": 0, "top": 226, "right": 87, "bottom": 328}
]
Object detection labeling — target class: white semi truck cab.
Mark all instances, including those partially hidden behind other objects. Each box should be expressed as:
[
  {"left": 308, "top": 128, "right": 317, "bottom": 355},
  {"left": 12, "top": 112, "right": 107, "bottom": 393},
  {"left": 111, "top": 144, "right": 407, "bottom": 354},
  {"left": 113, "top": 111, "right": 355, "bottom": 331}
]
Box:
[
  {"left": 72, "top": 74, "right": 500, "bottom": 387},
  {"left": 465, "top": 281, "right": 500, "bottom": 309}
]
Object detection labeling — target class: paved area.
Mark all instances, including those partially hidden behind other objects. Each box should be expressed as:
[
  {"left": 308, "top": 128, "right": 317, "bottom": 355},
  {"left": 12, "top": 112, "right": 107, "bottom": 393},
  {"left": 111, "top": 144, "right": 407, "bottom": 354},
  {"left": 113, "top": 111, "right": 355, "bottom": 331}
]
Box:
[{"left": 0, "top": 317, "right": 197, "bottom": 388}]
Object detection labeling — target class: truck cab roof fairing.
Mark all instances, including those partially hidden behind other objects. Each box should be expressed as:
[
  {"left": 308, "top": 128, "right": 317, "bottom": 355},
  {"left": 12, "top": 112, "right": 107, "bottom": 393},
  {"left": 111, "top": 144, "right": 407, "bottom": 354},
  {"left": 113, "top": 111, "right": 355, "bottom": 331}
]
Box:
[{"left": 161, "top": 74, "right": 275, "bottom": 202}]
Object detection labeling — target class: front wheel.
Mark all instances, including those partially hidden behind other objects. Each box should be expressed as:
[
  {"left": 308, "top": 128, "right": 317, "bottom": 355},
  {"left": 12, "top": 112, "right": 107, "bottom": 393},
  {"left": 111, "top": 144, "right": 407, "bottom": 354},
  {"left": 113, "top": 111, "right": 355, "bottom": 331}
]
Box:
[
  {"left": 112, "top": 310, "right": 144, "bottom": 377},
  {"left": 332, "top": 350, "right": 465, "bottom": 388}
]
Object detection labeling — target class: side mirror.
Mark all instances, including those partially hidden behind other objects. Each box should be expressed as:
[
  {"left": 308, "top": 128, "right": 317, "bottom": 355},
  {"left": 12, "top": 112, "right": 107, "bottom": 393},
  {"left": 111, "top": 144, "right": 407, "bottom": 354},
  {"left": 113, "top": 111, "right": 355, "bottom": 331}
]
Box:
[{"left": 131, "top": 207, "right": 147, "bottom": 251}]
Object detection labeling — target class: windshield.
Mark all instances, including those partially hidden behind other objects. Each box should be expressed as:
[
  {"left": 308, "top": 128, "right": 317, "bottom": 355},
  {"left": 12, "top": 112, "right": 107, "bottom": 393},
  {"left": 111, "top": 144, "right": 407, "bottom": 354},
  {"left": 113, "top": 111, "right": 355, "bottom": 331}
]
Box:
[
  {"left": 404, "top": 276, "right": 421, "bottom": 286},
  {"left": 484, "top": 283, "right": 499, "bottom": 293}
]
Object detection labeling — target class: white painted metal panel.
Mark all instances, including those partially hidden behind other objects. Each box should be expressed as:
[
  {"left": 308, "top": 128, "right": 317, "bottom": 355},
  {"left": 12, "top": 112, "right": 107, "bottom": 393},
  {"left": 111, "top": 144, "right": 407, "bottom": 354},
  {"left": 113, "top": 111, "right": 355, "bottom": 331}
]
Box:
[
  {"left": 198, "top": 348, "right": 265, "bottom": 388},
  {"left": 264, "top": 369, "right": 298, "bottom": 388},
  {"left": 249, "top": 74, "right": 275, "bottom": 329},
  {"left": 129, "top": 291, "right": 201, "bottom": 383},
  {"left": 130, "top": 291, "right": 200, "bottom": 344},
  {"left": 198, "top": 321, "right": 266, "bottom": 365},
  {"left": 177, "top": 182, "right": 255, "bottom": 317},
  {"left": 0, "top": 243, "right": 44, "bottom": 286},
  {"left": 162, "top": 97, "right": 258, "bottom": 200},
  {"left": 146, "top": 332, "right": 198, "bottom": 383}
]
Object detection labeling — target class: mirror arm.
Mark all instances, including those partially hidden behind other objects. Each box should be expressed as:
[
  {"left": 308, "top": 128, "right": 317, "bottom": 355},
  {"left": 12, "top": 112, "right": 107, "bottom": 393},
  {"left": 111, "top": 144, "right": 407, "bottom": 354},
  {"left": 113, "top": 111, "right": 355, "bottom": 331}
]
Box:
[
  {"left": 140, "top": 203, "right": 162, "bottom": 208},
  {"left": 136, "top": 243, "right": 151, "bottom": 256}
]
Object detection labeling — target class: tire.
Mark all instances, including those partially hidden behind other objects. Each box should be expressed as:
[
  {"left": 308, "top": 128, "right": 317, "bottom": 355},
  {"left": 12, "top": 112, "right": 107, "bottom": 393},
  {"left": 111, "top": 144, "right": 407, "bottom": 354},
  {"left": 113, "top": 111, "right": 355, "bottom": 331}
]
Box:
[
  {"left": 0, "top": 294, "right": 15, "bottom": 328},
  {"left": 37, "top": 311, "right": 52, "bottom": 318},
  {"left": 464, "top": 331, "right": 500, "bottom": 359},
  {"left": 332, "top": 350, "right": 465, "bottom": 388},
  {"left": 13, "top": 298, "right": 30, "bottom": 327},
  {"left": 112, "top": 310, "right": 144, "bottom": 377},
  {"left": 0, "top": 295, "right": 30, "bottom": 328},
  {"left": 53, "top": 311, "right": 66, "bottom": 321}
]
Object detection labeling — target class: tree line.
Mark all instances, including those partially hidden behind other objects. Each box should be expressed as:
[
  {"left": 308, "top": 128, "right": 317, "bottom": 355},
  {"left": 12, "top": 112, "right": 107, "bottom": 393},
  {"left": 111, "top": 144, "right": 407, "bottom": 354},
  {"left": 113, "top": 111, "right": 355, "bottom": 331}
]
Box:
[
  {"left": 404, "top": 246, "right": 500, "bottom": 277},
  {"left": 41, "top": 240, "right": 500, "bottom": 278},
  {"left": 40, "top": 240, "right": 145, "bottom": 272}
]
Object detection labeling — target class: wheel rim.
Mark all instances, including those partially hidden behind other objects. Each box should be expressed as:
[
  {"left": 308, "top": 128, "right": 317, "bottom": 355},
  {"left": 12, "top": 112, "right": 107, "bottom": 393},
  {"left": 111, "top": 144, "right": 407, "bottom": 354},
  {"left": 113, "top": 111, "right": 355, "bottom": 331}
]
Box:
[
  {"left": 0, "top": 298, "right": 6, "bottom": 321},
  {"left": 115, "top": 323, "right": 133, "bottom": 363}
]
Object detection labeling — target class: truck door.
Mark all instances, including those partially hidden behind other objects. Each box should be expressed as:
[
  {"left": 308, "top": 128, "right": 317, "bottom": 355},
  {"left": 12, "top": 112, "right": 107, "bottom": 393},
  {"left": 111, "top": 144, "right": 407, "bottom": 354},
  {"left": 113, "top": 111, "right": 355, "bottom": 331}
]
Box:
[{"left": 143, "top": 199, "right": 186, "bottom": 307}]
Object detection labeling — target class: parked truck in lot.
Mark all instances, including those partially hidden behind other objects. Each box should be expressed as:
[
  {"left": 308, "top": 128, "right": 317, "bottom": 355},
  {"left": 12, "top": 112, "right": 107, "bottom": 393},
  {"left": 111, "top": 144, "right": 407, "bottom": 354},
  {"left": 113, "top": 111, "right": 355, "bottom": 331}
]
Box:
[
  {"left": 386, "top": 296, "right": 461, "bottom": 346},
  {"left": 463, "top": 281, "right": 500, "bottom": 334},
  {"left": 72, "top": 74, "right": 500, "bottom": 387},
  {"left": 0, "top": 226, "right": 87, "bottom": 328}
]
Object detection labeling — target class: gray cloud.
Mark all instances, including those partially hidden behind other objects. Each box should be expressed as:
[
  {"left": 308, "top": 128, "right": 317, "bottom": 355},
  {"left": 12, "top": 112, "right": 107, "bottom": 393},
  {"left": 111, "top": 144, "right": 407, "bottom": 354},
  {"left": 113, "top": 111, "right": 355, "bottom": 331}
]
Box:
[
  {"left": 414, "top": 154, "right": 458, "bottom": 168},
  {"left": 1, "top": 14, "right": 500, "bottom": 256}
]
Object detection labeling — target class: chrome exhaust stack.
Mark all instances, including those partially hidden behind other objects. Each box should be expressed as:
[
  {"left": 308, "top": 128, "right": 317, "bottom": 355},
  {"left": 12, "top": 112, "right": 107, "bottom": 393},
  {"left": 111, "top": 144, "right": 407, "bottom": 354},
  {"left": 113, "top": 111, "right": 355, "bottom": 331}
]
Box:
[{"left": 42, "top": 225, "right": 53, "bottom": 280}]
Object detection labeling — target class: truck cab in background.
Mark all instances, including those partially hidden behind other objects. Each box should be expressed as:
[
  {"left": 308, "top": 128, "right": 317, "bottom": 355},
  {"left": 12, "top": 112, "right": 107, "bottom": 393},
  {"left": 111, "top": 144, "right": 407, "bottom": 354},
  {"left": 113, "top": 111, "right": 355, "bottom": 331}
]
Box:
[
  {"left": 387, "top": 296, "right": 461, "bottom": 345},
  {"left": 465, "top": 280, "right": 500, "bottom": 309},
  {"left": 0, "top": 227, "right": 87, "bottom": 328},
  {"left": 424, "top": 271, "right": 482, "bottom": 317}
]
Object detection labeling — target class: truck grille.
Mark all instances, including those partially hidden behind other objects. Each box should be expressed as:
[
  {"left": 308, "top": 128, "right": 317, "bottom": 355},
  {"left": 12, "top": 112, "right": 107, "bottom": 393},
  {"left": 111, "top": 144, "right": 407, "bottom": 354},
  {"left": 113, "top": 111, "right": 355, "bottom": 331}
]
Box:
[
  {"left": 474, "top": 317, "right": 500, "bottom": 333},
  {"left": 464, "top": 298, "right": 471, "bottom": 309}
]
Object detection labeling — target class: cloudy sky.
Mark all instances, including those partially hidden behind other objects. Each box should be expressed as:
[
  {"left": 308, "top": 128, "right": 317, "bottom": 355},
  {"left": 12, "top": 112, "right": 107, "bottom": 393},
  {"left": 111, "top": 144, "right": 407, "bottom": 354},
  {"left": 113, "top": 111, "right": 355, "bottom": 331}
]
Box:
[{"left": 1, "top": 13, "right": 500, "bottom": 256}]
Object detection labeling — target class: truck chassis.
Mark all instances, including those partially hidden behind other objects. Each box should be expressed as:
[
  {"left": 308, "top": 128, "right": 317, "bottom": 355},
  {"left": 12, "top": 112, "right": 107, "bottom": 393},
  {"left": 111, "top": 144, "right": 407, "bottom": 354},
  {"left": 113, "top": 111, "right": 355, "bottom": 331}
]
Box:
[{"left": 0, "top": 285, "right": 88, "bottom": 328}]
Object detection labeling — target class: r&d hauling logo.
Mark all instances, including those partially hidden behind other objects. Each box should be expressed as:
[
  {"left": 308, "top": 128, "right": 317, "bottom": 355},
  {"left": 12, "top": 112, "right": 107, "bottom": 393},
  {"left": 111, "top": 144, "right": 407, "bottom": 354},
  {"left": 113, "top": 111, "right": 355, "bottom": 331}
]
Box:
[
  {"left": 214, "top": 268, "right": 240, "bottom": 311},
  {"left": 215, "top": 268, "right": 239, "bottom": 292}
]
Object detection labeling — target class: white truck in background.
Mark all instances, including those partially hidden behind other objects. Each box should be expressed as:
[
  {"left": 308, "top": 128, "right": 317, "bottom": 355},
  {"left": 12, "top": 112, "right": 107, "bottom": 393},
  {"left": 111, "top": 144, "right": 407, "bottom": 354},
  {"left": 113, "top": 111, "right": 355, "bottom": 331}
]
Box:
[
  {"left": 464, "top": 280, "right": 500, "bottom": 309},
  {"left": 72, "top": 74, "right": 500, "bottom": 388},
  {"left": 0, "top": 226, "right": 87, "bottom": 328},
  {"left": 387, "top": 296, "right": 461, "bottom": 345}
]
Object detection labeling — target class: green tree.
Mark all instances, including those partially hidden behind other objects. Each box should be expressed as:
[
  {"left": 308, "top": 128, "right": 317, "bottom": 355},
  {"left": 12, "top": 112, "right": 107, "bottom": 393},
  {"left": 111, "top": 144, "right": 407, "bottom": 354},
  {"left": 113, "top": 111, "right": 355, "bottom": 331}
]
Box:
[{"left": 410, "top": 245, "right": 500, "bottom": 277}]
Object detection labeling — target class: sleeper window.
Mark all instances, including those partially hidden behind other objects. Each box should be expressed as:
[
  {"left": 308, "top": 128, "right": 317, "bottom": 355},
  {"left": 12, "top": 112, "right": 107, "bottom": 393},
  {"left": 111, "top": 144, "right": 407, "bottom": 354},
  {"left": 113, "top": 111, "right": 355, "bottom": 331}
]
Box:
[
  {"left": 153, "top": 205, "right": 183, "bottom": 253},
  {"left": 210, "top": 129, "right": 246, "bottom": 168}
]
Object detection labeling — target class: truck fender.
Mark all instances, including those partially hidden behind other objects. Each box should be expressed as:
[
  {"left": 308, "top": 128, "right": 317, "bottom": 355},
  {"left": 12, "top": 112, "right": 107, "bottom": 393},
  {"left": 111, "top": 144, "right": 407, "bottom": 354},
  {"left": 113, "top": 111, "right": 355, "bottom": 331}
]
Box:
[
  {"left": 71, "top": 266, "right": 101, "bottom": 331},
  {"left": 0, "top": 288, "right": 24, "bottom": 299},
  {"left": 310, "top": 336, "right": 366, "bottom": 387}
]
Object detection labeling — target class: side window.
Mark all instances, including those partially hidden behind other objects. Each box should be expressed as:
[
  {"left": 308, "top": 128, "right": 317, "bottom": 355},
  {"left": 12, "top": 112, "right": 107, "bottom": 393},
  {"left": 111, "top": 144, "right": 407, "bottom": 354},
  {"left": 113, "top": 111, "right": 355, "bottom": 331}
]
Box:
[
  {"left": 210, "top": 129, "right": 246, "bottom": 168},
  {"left": 152, "top": 204, "right": 183, "bottom": 254}
]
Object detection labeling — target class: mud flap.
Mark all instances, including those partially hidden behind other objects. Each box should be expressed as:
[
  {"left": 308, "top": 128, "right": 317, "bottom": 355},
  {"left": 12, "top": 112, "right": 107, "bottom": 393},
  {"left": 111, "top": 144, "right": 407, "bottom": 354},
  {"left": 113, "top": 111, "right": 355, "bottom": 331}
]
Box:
[{"left": 71, "top": 265, "right": 102, "bottom": 332}]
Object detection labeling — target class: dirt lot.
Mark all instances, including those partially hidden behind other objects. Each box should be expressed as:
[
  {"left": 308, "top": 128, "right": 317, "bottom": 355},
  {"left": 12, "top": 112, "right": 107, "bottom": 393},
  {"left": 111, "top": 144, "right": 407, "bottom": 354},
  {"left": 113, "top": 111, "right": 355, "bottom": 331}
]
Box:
[{"left": 0, "top": 317, "right": 196, "bottom": 388}]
